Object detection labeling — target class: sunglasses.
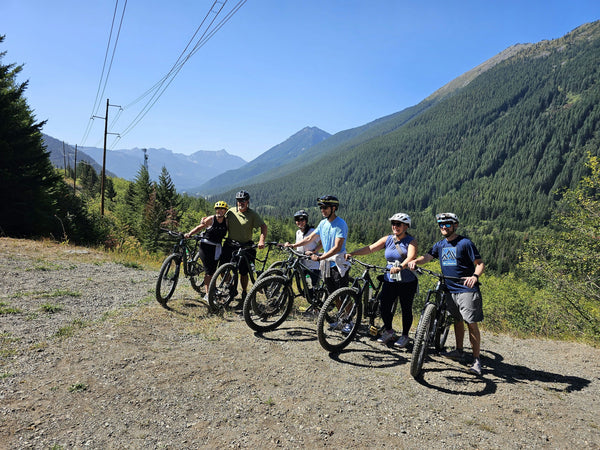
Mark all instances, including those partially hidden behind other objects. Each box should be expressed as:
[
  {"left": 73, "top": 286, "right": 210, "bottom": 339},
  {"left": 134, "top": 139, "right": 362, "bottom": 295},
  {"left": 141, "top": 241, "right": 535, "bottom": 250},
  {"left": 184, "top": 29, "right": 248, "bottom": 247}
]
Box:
[
  {"left": 319, "top": 206, "right": 330, "bottom": 210},
  {"left": 439, "top": 222, "right": 453, "bottom": 228},
  {"left": 390, "top": 221, "right": 405, "bottom": 226},
  {"left": 295, "top": 218, "right": 306, "bottom": 222}
]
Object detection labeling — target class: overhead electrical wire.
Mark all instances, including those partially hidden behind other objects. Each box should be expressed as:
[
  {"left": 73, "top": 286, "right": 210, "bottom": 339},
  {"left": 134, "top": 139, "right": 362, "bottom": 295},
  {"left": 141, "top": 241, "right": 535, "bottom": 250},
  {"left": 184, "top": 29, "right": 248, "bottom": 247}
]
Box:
[
  {"left": 111, "top": 0, "right": 247, "bottom": 145},
  {"left": 80, "top": 0, "right": 128, "bottom": 147}
]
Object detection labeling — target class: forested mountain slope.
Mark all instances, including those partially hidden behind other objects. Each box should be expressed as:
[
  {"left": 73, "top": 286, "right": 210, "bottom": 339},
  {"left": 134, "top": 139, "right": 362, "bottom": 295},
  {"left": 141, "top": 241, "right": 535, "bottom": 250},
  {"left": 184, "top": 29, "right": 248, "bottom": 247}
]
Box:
[{"left": 234, "top": 21, "right": 600, "bottom": 272}]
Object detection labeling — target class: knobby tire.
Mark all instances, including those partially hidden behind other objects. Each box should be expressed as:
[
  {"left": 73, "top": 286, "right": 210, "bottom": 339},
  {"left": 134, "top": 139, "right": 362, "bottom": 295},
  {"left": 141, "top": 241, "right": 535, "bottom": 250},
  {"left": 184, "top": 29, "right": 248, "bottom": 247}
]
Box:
[
  {"left": 243, "top": 275, "right": 294, "bottom": 332},
  {"left": 208, "top": 263, "right": 238, "bottom": 312},
  {"left": 410, "top": 303, "right": 436, "bottom": 378},
  {"left": 156, "top": 254, "right": 180, "bottom": 306},
  {"left": 316, "top": 287, "right": 361, "bottom": 352}
]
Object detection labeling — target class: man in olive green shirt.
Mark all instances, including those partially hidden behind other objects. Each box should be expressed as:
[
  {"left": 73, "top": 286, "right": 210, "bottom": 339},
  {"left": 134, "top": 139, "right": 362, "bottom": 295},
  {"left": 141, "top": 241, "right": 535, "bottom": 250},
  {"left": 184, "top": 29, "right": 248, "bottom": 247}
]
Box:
[{"left": 221, "top": 190, "right": 268, "bottom": 301}]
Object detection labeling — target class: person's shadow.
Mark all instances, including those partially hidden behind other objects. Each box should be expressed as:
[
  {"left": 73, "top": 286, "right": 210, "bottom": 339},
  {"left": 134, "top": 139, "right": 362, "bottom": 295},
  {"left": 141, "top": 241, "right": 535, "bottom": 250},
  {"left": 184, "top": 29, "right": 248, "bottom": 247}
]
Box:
[{"left": 413, "top": 348, "right": 591, "bottom": 397}]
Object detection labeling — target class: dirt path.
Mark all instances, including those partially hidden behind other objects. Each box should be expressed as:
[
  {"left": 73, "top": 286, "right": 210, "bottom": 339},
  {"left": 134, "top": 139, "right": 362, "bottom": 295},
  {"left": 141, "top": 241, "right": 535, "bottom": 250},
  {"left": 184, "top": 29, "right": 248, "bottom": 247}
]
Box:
[{"left": 1, "top": 238, "right": 599, "bottom": 449}]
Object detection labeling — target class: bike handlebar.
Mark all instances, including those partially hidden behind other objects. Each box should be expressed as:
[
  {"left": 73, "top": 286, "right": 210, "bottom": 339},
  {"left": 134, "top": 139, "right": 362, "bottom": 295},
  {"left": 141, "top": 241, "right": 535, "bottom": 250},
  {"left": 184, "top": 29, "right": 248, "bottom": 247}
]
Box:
[
  {"left": 345, "top": 256, "right": 388, "bottom": 272},
  {"left": 415, "top": 267, "right": 476, "bottom": 284}
]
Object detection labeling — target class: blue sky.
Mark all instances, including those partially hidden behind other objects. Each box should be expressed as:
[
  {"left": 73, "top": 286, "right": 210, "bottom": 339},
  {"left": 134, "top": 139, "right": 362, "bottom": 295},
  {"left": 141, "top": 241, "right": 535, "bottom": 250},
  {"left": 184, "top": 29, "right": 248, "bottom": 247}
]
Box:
[{"left": 2, "top": 1, "right": 598, "bottom": 161}]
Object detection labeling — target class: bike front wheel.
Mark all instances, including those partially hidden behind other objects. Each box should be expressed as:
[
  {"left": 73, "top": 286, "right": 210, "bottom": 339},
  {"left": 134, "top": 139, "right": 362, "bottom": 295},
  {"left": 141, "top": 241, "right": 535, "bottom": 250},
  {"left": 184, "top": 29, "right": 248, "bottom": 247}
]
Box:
[
  {"left": 434, "top": 311, "right": 451, "bottom": 352},
  {"left": 316, "top": 287, "right": 361, "bottom": 352},
  {"left": 208, "top": 263, "right": 238, "bottom": 312},
  {"left": 410, "top": 303, "right": 436, "bottom": 378},
  {"left": 156, "top": 254, "right": 180, "bottom": 306},
  {"left": 243, "top": 275, "right": 294, "bottom": 332}
]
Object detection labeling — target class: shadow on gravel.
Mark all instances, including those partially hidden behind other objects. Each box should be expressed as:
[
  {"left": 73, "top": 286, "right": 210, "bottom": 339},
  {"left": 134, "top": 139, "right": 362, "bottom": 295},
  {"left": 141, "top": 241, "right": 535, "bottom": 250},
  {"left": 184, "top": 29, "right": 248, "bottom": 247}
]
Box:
[
  {"left": 252, "top": 326, "right": 318, "bottom": 343},
  {"left": 328, "top": 347, "right": 408, "bottom": 369},
  {"left": 414, "top": 348, "right": 591, "bottom": 396}
]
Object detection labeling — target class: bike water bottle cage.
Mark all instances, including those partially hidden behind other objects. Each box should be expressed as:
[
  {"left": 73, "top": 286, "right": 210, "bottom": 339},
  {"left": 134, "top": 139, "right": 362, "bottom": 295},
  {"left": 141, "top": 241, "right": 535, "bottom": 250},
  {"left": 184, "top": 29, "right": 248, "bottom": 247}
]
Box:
[{"left": 435, "top": 212, "right": 459, "bottom": 224}]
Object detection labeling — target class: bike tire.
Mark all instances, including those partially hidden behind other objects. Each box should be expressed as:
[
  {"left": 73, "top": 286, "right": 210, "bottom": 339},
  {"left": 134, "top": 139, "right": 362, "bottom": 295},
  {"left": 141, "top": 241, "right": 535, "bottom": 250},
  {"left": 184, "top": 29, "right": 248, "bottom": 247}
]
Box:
[
  {"left": 316, "top": 287, "right": 361, "bottom": 352},
  {"left": 208, "top": 263, "right": 238, "bottom": 312},
  {"left": 410, "top": 303, "right": 436, "bottom": 378},
  {"left": 256, "top": 267, "right": 285, "bottom": 281},
  {"left": 243, "top": 275, "right": 294, "bottom": 332},
  {"left": 156, "top": 254, "right": 180, "bottom": 306},
  {"left": 434, "top": 312, "right": 451, "bottom": 352},
  {"left": 188, "top": 260, "right": 205, "bottom": 294}
]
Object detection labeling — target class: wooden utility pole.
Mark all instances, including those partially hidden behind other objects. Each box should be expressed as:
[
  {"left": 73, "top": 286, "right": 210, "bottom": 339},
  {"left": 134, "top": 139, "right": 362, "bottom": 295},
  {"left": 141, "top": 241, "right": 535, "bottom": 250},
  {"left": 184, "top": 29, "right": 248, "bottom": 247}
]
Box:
[
  {"left": 73, "top": 144, "right": 78, "bottom": 193},
  {"left": 95, "top": 99, "right": 121, "bottom": 216}
]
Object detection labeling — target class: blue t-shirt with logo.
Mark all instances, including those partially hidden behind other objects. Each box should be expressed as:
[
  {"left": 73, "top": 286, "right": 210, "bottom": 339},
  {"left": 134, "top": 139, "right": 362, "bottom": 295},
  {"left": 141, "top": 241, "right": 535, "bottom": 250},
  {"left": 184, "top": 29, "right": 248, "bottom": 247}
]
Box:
[{"left": 428, "top": 236, "right": 481, "bottom": 293}]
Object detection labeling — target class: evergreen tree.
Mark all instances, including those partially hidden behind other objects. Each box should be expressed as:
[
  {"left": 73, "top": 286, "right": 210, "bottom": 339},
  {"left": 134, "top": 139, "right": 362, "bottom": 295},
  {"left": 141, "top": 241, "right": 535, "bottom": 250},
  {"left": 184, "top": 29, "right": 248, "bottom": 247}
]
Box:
[{"left": 0, "top": 36, "right": 97, "bottom": 241}]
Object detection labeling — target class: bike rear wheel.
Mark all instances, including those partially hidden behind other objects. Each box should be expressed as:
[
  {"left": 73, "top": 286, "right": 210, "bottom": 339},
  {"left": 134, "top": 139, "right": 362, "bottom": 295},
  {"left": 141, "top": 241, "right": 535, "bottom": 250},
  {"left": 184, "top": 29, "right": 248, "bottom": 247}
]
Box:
[
  {"left": 243, "top": 275, "right": 294, "bottom": 332},
  {"left": 316, "top": 287, "right": 361, "bottom": 352},
  {"left": 208, "top": 263, "right": 238, "bottom": 312},
  {"left": 188, "top": 260, "right": 205, "bottom": 294},
  {"left": 156, "top": 254, "right": 180, "bottom": 306},
  {"left": 410, "top": 303, "right": 436, "bottom": 378},
  {"left": 434, "top": 311, "right": 451, "bottom": 352}
]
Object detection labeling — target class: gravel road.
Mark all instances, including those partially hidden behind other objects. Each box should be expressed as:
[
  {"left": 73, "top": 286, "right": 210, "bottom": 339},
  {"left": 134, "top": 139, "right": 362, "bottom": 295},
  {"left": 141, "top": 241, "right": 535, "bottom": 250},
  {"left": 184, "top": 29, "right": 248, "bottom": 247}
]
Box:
[{"left": 1, "top": 238, "right": 599, "bottom": 449}]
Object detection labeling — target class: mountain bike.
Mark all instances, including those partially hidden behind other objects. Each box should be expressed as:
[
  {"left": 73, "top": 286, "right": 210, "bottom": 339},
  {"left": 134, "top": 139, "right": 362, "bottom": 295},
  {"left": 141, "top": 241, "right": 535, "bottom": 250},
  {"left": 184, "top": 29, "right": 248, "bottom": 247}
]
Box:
[
  {"left": 243, "top": 246, "right": 329, "bottom": 332},
  {"left": 409, "top": 267, "right": 468, "bottom": 379},
  {"left": 155, "top": 229, "right": 205, "bottom": 307},
  {"left": 207, "top": 240, "right": 279, "bottom": 312},
  {"left": 316, "top": 257, "right": 392, "bottom": 352}
]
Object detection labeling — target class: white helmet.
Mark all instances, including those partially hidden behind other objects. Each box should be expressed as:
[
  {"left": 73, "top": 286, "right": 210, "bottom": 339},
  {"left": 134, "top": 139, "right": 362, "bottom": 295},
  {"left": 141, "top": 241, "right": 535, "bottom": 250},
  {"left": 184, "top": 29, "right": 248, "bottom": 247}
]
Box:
[
  {"left": 436, "top": 212, "right": 459, "bottom": 224},
  {"left": 388, "top": 213, "right": 411, "bottom": 227}
]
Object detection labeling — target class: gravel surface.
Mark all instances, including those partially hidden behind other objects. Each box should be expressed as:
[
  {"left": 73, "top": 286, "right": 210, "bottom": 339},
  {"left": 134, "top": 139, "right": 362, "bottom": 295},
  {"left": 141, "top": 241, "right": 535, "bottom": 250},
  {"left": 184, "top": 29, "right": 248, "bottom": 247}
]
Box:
[{"left": 1, "top": 237, "right": 599, "bottom": 449}]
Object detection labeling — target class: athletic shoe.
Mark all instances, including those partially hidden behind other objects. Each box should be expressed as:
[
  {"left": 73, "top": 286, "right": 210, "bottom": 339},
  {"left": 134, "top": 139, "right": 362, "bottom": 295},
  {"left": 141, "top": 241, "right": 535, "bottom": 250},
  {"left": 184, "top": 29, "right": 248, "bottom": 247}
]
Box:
[
  {"left": 341, "top": 322, "right": 354, "bottom": 334},
  {"left": 394, "top": 335, "right": 410, "bottom": 348},
  {"left": 203, "top": 294, "right": 209, "bottom": 301},
  {"left": 441, "top": 348, "right": 465, "bottom": 361},
  {"left": 469, "top": 359, "right": 482, "bottom": 376},
  {"left": 329, "top": 321, "right": 343, "bottom": 331},
  {"left": 377, "top": 329, "right": 396, "bottom": 344}
]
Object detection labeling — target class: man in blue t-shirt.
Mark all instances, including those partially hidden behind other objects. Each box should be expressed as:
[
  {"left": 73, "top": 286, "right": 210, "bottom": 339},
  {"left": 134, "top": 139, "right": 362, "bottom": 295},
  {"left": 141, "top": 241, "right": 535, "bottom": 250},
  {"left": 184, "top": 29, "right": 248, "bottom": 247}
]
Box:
[
  {"left": 286, "top": 195, "right": 349, "bottom": 295},
  {"left": 408, "top": 212, "right": 485, "bottom": 376}
]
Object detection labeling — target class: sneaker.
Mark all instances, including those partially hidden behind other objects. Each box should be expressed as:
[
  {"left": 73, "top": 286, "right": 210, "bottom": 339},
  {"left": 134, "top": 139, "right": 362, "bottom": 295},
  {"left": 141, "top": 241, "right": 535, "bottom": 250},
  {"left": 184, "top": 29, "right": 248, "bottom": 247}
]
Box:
[
  {"left": 341, "top": 322, "right": 354, "bottom": 334},
  {"left": 394, "top": 335, "right": 410, "bottom": 348},
  {"left": 203, "top": 294, "right": 209, "bottom": 301},
  {"left": 329, "top": 321, "right": 343, "bottom": 331},
  {"left": 468, "top": 358, "right": 482, "bottom": 376},
  {"left": 441, "top": 348, "right": 465, "bottom": 361},
  {"left": 377, "top": 329, "right": 396, "bottom": 344}
]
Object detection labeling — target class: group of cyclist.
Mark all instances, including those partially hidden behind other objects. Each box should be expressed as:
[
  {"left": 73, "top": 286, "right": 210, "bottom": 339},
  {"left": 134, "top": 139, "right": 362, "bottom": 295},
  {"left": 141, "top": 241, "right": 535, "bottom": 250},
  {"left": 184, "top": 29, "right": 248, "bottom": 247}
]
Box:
[{"left": 186, "top": 191, "right": 484, "bottom": 376}]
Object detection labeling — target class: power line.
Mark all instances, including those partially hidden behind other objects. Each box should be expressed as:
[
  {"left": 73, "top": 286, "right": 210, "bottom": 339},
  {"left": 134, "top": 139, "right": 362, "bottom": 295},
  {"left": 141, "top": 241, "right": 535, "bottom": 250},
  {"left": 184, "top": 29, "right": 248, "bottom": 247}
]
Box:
[
  {"left": 80, "top": 0, "right": 128, "bottom": 146},
  {"left": 114, "top": 0, "right": 247, "bottom": 141}
]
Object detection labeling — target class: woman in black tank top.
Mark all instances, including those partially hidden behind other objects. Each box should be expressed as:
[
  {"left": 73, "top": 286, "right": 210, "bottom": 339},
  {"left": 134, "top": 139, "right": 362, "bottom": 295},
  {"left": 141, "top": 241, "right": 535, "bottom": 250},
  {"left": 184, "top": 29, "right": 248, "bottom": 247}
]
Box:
[{"left": 185, "top": 201, "right": 229, "bottom": 298}]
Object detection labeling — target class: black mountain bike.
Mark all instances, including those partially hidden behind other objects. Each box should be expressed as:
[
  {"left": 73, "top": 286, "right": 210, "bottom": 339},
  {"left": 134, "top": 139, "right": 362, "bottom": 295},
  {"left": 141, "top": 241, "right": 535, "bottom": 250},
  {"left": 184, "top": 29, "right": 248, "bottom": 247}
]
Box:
[
  {"left": 243, "top": 246, "right": 328, "bottom": 332},
  {"left": 207, "top": 240, "right": 279, "bottom": 312},
  {"left": 316, "top": 257, "right": 392, "bottom": 352},
  {"left": 409, "top": 267, "right": 467, "bottom": 378},
  {"left": 155, "top": 229, "right": 204, "bottom": 307}
]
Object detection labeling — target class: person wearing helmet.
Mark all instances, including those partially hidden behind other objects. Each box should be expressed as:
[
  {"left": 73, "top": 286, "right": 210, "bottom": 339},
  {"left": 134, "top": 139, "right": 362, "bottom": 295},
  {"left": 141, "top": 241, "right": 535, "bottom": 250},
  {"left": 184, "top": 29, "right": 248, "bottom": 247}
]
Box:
[
  {"left": 286, "top": 195, "right": 350, "bottom": 302},
  {"left": 408, "top": 212, "right": 485, "bottom": 376},
  {"left": 293, "top": 209, "right": 322, "bottom": 291},
  {"left": 221, "top": 190, "right": 268, "bottom": 303},
  {"left": 185, "top": 201, "right": 230, "bottom": 298},
  {"left": 346, "top": 212, "right": 418, "bottom": 348}
]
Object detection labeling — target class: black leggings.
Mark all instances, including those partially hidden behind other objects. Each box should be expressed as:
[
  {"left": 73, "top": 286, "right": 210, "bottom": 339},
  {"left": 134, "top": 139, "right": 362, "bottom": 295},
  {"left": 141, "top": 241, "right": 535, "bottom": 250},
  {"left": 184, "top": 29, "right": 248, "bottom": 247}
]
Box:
[
  {"left": 197, "top": 242, "right": 219, "bottom": 276},
  {"left": 380, "top": 279, "right": 418, "bottom": 335}
]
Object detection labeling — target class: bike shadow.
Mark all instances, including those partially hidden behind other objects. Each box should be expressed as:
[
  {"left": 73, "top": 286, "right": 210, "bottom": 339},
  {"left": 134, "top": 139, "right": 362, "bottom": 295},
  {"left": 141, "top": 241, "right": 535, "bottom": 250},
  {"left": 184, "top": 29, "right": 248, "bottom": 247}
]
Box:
[
  {"left": 327, "top": 336, "right": 409, "bottom": 369},
  {"left": 414, "top": 348, "right": 591, "bottom": 397},
  {"left": 252, "top": 325, "right": 318, "bottom": 343}
]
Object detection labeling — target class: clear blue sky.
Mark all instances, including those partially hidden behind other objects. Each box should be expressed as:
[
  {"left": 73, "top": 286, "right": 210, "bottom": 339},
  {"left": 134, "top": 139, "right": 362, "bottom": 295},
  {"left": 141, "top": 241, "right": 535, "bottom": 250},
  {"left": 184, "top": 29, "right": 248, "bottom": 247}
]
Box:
[{"left": 2, "top": 1, "right": 598, "bottom": 161}]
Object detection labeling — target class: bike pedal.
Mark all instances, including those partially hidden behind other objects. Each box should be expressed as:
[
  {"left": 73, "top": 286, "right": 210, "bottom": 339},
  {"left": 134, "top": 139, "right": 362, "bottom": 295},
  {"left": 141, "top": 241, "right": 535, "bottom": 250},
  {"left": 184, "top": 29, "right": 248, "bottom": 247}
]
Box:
[{"left": 369, "top": 326, "right": 379, "bottom": 336}]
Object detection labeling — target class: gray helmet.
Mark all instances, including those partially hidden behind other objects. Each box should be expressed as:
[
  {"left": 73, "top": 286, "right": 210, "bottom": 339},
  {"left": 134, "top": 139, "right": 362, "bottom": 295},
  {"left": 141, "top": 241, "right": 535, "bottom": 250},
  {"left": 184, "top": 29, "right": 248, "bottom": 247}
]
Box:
[
  {"left": 436, "top": 212, "right": 459, "bottom": 224},
  {"left": 293, "top": 209, "right": 309, "bottom": 221},
  {"left": 388, "top": 212, "right": 411, "bottom": 227}
]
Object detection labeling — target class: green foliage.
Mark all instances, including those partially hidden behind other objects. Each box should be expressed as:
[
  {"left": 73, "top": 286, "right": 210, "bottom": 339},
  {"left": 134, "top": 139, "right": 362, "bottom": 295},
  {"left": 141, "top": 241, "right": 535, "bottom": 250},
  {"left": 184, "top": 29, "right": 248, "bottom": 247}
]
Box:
[{"left": 519, "top": 153, "right": 600, "bottom": 340}]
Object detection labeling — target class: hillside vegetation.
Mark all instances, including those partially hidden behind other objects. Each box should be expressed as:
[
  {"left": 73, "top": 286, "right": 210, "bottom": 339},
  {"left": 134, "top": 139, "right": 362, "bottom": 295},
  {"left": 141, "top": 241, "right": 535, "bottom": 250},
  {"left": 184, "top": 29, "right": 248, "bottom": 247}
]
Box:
[{"left": 241, "top": 21, "right": 600, "bottom": 273}]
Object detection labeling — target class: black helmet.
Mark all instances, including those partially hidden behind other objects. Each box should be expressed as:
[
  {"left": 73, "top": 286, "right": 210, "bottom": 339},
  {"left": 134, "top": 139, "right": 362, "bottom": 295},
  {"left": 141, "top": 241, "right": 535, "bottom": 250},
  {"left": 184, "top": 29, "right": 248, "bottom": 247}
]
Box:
[
  {"left": 293, "top": 209, "right": 309, "bottom": 221},
  {"left": 317, "top": 195, "right": 339, "bottom": 208},
  {"left": 235, "top": 190, "right": 250, "bottom": 201}
]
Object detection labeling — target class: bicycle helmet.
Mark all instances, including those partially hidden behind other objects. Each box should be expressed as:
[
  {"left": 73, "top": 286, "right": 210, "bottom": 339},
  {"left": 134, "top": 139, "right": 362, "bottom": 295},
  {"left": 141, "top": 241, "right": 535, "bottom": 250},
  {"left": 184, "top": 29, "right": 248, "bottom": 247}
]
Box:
[
  {"left": 316, "top": 195, "right": 339, "bottom": 208},
  {"left": 388, "top": 212, "right": 411, "bottom": 227},
  {"left": 436, "top": 212, "right": 459, "bottom": 224},
  {"left": 214, "top": 200, "right": 229, "bottom": 210},
  {"left": 235, "top": 190, "right": 250, "bottom": 201},
  {"left": 293, "top": 209, "right": 309, "bottom": 221}
]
